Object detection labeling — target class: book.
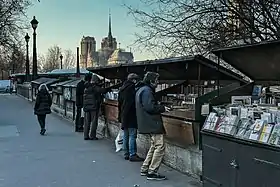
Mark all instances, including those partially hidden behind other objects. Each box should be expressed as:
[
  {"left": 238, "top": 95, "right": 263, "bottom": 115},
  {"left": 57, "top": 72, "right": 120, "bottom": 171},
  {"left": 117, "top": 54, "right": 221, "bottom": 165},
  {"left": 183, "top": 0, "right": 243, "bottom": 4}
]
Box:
[
  {"left": 249, "top": 119, "right": 265, "bottom": 141},
  {"left": 203, "top": 112, "right": 218, "bottom": 131},
  {"left": 269, "top": 124, "right": 280, "bottom": 146},
  {"left": 259, "top": 123, "right": 274, "bottom": 143}
]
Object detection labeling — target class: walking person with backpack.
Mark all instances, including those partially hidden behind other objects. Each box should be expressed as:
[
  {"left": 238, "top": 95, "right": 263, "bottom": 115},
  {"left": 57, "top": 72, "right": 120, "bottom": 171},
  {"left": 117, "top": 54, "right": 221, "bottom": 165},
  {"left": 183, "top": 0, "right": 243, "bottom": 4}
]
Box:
[{"left": 34, "top": 84, "right": 52, "bottom": 135}]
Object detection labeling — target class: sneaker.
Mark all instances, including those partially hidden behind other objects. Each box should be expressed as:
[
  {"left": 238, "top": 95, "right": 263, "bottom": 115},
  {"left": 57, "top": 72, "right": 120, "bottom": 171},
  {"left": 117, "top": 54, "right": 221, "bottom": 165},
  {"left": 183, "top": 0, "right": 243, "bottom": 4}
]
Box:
[
  {"left": 40, "top": 129, "right": 46, "bottom": 135},
  {"left": 124, "top": 155, "right": 129, "bottom": 160},
  {"left": 140, "top": 171, "right": 148, "bottom": 176},
  {"left": 129, "top": 155, "right": 145, "bottom": 162},
  {"left": 147, "top": 173, "right": 166, "bottom": 181}
]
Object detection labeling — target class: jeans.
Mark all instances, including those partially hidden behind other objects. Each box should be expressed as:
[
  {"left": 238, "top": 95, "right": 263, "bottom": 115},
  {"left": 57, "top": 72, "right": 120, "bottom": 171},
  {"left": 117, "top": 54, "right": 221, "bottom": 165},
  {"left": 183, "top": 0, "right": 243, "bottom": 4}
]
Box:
[
  {"left": 123, "top": 128, "right": 137, "bottom": 157},
  {"left": 141, "top": 134, "right": 165, "bottom": 174}
]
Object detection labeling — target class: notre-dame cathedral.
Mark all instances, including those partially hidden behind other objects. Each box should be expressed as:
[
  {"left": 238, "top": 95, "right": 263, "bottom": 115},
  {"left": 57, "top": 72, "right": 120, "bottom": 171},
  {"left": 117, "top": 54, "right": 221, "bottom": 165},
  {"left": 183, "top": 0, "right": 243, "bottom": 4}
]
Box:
[{"left": 80, "top": 13, "right": 134, "bottom": 68}]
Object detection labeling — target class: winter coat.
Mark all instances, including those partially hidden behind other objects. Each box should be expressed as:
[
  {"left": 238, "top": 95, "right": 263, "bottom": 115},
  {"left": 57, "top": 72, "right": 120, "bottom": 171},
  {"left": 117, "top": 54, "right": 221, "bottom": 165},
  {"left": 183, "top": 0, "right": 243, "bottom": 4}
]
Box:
[
  {"left": 76, "top": 80, "right": 85, "bottom": 108},
  {"left": 83, "top": 82, "right": 109, "bottom": 112},
  {"left": 34, "top": 89, "right": 52, "bottom": 115},
  {"left": 118, "top": 80, "right": 137, "bottom": 129},
  {"left": 135, "top": 83, "right": 166, "bottom": 134}
]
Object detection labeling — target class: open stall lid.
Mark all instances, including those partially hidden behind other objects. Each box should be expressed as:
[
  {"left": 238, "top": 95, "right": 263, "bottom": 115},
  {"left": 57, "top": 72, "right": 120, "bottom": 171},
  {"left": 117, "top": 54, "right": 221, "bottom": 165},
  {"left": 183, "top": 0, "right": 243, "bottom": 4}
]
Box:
[
  {"left": 51, "top": 79, "right": 75, "bottom": 87},
  {"left": 31, "top": 77, "right": 57, "bottom": 85},
  {"left": 212, "top": 40, "right": 280, "bottom": 82},
  {"left": 87, "top": 55, "right": 245, "bottom": 82},
  {"left": 63, "top": 79, "right": 82, "bottom": 87}
]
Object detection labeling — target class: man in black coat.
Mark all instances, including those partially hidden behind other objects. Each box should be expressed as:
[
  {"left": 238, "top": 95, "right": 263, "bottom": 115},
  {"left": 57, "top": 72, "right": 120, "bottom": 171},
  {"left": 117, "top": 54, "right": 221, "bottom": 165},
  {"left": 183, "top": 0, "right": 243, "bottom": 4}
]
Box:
[
  {"left": 83, "top": 74, "right": 110, "bottom": 140},
  {"left": 118, "top": 73, "right": 144, "bottom": 162},
  {"left": 75, "top": 75, "right": 89, "bottom": 132},
  {"left": 135, "top": 72, "right": 169, "bottom": 180}
]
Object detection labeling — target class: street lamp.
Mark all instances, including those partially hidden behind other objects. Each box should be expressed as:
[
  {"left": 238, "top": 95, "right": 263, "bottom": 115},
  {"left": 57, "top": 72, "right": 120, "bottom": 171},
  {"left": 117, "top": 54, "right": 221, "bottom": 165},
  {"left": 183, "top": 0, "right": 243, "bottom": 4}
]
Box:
[
  {"left": 31, "top": 16, "right": 39, "bottom": 80},
  {"left": 60, "top": 54, "right": 63, "bottom": 69},
  {"left": 24, "top": 33, "right": 30, "bottom": 82}
]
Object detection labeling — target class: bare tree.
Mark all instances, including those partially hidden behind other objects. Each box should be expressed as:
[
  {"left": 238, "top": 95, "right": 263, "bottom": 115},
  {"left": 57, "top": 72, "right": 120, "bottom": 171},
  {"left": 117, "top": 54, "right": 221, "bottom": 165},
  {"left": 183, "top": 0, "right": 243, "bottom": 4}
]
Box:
[
  {"left": 62, "top": 49, "right": 76, "bottom": 69},
  {"left": 0, "top": 43, "right": 26, "bottom": 74},
  {"left": 0, "top": 0, "right": 31, "bottom": 50},
  {"left": 125, "top": 0, "right": 280, "bottom": 57},
  {"left": 43, "top": 45, "right": 61, "bottom": 72},
  {"left": 37, "top": 54, "right": 46, "bottom": 72}
]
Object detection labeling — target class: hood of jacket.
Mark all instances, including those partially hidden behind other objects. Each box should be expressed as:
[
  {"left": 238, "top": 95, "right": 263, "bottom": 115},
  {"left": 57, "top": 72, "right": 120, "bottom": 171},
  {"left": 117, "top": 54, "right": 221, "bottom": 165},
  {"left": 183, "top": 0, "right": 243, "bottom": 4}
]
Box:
[
  {"left": 119, "top": 80, "right": 134, "bottom": 93},
  {"left": 38, "top": 88, "right": 48, "bottom": 95},
  {"left": 135, "top": 81, "right": 146, "bottom": 91},
  {"left": 135, "top": 81, "right": 155, "bottom": 92}
]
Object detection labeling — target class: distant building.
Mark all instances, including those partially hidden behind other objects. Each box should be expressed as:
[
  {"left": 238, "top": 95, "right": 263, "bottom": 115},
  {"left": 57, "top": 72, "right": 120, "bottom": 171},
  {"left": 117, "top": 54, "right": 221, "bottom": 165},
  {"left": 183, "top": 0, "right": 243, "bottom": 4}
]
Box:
[{"left": 80, "top": 13, "right": 134, "bottom": 68}]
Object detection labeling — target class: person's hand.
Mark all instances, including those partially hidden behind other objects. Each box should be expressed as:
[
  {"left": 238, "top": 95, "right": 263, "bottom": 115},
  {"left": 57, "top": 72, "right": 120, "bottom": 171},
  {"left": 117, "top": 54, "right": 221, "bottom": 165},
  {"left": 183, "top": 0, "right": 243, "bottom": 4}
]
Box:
[{"left": 164, "top": 106, "right": 171, "bottom": 112}]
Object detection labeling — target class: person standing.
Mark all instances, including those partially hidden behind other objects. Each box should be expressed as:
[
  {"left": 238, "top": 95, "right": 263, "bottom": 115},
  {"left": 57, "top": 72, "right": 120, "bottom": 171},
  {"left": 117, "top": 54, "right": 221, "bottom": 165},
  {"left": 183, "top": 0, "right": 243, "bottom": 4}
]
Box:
[
  {"left": 75, "top": 75, "right": 87, "bottom": 132},
  {"left": 83, "top": 74, "right": 110, "bottom": 140},
  {"left": 118, "top": 73, "right": 144, "bottom": 162},
  {"left": 135, "top": 72, "right": 169, "bottom": 180},
  {"left": 34, "top": 84, "right": 52, "bottom": 135}
]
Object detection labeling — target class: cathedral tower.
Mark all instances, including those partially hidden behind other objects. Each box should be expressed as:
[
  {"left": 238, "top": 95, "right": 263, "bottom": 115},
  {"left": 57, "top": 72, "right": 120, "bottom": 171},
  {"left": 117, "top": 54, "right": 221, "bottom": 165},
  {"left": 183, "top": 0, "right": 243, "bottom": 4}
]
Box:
[{"left": 80, "top": 36, "right": 96, "bottom": 68}]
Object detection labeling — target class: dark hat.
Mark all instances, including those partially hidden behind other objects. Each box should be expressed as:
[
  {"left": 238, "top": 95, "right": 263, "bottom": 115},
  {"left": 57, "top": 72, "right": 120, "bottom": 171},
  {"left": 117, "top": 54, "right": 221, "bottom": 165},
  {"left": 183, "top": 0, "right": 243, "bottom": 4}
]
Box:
[
  {"left": 92, "top": 74, "right": 100, "bottom": 83},
  {"left": 84, "top": 73, "right": 92, "bottom": 82},
  {"left": 143, "top": 72, "right": 159, "bottom": 83},
  {"left": 127, "top": 73, "right": 139, "bottom": 81}
]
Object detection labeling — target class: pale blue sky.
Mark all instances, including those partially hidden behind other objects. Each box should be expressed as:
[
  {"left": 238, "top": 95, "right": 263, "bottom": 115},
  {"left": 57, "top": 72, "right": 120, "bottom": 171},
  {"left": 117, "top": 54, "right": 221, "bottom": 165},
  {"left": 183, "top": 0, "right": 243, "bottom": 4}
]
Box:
[{"left": 26, "top": 0, "right": 154, "bottom": 61}]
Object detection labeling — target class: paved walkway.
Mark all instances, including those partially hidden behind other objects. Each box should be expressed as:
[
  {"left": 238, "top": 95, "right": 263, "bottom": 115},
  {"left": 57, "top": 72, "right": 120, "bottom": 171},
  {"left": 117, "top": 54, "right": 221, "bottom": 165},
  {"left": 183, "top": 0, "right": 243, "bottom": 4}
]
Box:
[{"left": 0, "top": 94, "right": 201, "bottom": 187}]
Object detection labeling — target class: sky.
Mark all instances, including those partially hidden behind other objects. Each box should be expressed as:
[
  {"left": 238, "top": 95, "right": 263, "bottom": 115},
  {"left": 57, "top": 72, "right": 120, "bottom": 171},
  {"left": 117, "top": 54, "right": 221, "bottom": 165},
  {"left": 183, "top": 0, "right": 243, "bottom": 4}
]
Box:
[{"left": 26, "top": 0, "right": 154, "bottom": 61}]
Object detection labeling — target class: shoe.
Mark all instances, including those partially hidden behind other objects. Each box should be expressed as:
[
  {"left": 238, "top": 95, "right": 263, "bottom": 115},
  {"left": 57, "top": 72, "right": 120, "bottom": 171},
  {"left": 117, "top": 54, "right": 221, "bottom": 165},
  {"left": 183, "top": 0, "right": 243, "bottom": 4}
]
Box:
[
  {"left": 77, "top": 128, "right": 83, "bottom": 132},
  {"left": 140, "top": 171, "right": 148, "bottom": 176},
  {"left": 40, "top": 129, "right": 46, "bottom": 135},
  {"left": 124, "top": 155, "right": 129, "bottom": 160},
  {"left": 84, "top": 137, "right": 90, "bottom": 140},
  {"left": 147, "top": 173, "right": 166, "bottom": 181},
  {"left": 129, "top": 155, "right": 145, "bottom": 162},
  {"left": 89, "top": 137, "right": 98, "bottom": 140}
]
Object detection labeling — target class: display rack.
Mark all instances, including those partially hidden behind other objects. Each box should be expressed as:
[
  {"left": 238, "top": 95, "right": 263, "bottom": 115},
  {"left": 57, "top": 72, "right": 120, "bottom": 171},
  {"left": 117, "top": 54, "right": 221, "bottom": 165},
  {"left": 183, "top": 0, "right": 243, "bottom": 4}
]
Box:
[{"left": 201, "top": 40, "right": 280, "bottom": 187}]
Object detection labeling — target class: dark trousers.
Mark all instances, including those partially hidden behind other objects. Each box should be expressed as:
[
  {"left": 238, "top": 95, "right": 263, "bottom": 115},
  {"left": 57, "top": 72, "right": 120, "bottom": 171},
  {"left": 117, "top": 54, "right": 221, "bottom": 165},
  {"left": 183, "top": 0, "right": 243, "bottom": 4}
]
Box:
[
  {"left": 84, "top": 110, "right": 99, "bottom": 139},
  {"left": 75, "top": 107, "right": 83, "bottom": 130},
  {"left": 37, "top": 115, "right": 46, "bottom": 130}
]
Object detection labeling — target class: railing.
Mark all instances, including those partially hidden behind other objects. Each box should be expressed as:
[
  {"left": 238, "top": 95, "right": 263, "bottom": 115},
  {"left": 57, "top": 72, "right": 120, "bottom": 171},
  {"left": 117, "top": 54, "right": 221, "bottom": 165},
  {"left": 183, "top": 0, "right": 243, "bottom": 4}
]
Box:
[{"left": 17, "top": 84, "right": 31, "bottom": 100}]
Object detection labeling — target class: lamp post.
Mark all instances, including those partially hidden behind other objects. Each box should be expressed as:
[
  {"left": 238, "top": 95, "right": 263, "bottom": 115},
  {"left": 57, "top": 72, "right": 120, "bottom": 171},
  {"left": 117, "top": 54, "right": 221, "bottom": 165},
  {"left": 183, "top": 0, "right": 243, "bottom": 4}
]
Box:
[
  {"left": 60, "top": 54, "right": 63, "bottom": 69},
  {"left": 24, "top": 33, "right": 30, "bottom": 82},
  {"left": 31, "top": 16, "right": 39, "bottom": 80},
  {"left": 76, "top": 47, "right": 80, "bottom": 78}
]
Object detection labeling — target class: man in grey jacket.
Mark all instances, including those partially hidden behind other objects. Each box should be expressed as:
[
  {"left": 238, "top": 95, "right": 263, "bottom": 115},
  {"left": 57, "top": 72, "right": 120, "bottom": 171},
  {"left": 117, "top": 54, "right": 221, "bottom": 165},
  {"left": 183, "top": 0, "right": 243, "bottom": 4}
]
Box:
[{"left": 135, "top": 72, "right": 169, "bottom": 181}]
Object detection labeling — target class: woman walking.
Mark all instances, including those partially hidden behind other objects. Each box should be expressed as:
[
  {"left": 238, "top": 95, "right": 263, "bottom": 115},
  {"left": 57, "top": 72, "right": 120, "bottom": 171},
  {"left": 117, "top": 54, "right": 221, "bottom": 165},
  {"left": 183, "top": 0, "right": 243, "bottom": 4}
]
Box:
[{"left": 34, "top": 84, "right": 52, "bottom": 135}]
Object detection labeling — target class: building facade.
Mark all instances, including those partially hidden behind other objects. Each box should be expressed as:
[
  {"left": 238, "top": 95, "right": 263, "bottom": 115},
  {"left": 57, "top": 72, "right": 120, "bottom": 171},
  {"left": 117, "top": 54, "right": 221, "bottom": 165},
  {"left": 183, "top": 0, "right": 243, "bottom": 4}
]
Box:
[{"left": 80, "top": 14, "right": 134, "bottom": 68}]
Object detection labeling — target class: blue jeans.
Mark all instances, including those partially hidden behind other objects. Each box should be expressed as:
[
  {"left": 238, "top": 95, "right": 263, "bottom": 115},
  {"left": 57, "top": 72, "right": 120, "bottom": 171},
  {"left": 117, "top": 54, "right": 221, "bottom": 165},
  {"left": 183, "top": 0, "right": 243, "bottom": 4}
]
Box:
[{"left": 123, "top": 128, "right": 137, "bottom": 157}]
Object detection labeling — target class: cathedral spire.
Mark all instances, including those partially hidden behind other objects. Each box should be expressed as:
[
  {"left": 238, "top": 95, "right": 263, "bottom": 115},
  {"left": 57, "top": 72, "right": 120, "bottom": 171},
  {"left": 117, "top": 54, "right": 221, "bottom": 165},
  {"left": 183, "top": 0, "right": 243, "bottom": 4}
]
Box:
[{"left": 108, "top": 9, "right": 113, "bottom": 48}]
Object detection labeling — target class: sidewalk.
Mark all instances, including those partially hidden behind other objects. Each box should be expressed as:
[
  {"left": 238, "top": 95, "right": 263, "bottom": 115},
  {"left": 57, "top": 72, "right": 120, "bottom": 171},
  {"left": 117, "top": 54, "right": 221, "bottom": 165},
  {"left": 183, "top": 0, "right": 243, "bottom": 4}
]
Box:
[{"left": 0, "top": 94, "right": 201, "bottom": 187}]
